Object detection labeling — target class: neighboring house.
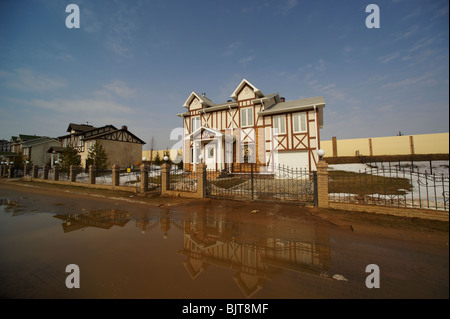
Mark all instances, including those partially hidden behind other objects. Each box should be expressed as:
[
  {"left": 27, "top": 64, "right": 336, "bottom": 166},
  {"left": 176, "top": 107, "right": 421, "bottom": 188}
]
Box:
[
  {"left": 178, "top": 79, "right": 325, "bottom": 172},
  {"left": 22, "top": 136, "right": 61, "bottom": 166},
  {"left": 56, "top": 123, "right": 146, "bottom": 168},
  {"left": 0, "top": 139, "right": 16, "bottom": 164},
  {"left": 2, "top": 134, "right": 60, "bottom": 166}
]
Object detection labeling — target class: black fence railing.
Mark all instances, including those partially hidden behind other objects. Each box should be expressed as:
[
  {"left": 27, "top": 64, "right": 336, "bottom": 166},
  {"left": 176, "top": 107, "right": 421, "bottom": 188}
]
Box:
[
  {"left": 206, "top": 163, "right": 316, "bottom": 203},
  {"left": 169, "top": 167, "right": 198, "bottom": 192},
  {"left": 329, "top": 166, "right": 449, "bottom": 211}
]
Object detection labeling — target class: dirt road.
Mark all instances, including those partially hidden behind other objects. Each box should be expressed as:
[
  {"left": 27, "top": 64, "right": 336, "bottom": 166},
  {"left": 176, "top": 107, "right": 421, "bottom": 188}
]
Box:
[{"left": 0, "top": 178, "right": 448, "bottom": 299}]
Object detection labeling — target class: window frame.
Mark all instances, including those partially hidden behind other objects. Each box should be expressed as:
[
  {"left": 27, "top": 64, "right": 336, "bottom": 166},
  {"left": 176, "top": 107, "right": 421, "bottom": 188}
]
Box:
[
  {"left": 293, "top": 112, "right": 307, "bottom": 134},
  {"left": 191, "top": 116, "right": 200, "bottom": 133},
  {"left": 273, "top": 115, "right": 286, "bottom": 135},
  {"left": 240, "top": 107, "right": 254, "bottom": 128}
]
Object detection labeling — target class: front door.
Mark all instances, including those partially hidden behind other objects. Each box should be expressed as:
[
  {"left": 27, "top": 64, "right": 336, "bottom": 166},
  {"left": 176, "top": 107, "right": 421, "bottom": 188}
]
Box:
[{"left": 204, "top": 143, "right": 216, "bottom": 170}]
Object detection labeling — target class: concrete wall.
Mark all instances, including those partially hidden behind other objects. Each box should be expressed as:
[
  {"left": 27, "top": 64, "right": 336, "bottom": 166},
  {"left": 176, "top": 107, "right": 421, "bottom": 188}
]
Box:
[
  {"left": 99, "top": 139, "right": 143, "bottom": 168},
  {"left": 321, "top": 132, "right": 449, "bottom": 157}
]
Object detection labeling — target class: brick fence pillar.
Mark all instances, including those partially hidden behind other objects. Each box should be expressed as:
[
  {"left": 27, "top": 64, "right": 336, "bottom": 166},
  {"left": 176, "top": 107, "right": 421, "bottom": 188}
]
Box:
[
  {"left": 112, "top": 165, "right": 120, "bottom": 187},
  {"left": 196, "top": 163, "right": 207, "bottom": 198},
  {"left": 69, "top": 165, "right": 76, "bottom": 182},
  {"left": 316, "top": 160, "right": 329, "bottom": 208},
  {"left": 161, "top": 163, "right": 170, "bottom": 195},
  {"left": 43, "top": 165, "right": 49, "bottom": 180},
  {"left": 32, "top": 164, "right": 39, "bottom": 178},
  {"left": 52, "top": 165, "right": 59, "bottom": 181},
  {"left": 89, "top": 165, "right": 96, "bottom": 185},
  {"left": 140, "top": 164, "right": 149, "bottom": 192}
]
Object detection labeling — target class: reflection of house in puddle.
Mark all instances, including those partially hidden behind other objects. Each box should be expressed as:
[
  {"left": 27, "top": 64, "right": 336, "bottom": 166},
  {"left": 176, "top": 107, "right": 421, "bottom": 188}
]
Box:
[
  {"left": 135, "top": 210, "right": 177, "bottom": 238},
  {"left": 53, "top": 209, "right": 131, "bottom": 233},
  {"left": 177, "top": 212, "right": 331, "bottom": 298},
  {"left": 0, "top": 199, "right": 25, "bottom": 215}
]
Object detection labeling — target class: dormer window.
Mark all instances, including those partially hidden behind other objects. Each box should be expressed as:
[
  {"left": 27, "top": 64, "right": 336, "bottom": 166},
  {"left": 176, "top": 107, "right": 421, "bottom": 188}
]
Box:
[{"left": 240, "top": 107, "right": 253, "bottom": 127}]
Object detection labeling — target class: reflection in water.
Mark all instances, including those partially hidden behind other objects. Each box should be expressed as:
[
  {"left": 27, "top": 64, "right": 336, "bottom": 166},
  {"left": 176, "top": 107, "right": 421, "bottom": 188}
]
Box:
[
  {"left": 2, "top": 197, "right": 332, "bottom": 298},
  {"left": 56, "top": 207, "right": 331, "bottom": 298},
  {"left": 176, "top": 211, "right": 331, "bottom": 298},
  {"left": 0, "top": 199, "right": 24, "bottom": 215},
  {"left": 53, "top": 210, "right": 131, "bottom": 233}
]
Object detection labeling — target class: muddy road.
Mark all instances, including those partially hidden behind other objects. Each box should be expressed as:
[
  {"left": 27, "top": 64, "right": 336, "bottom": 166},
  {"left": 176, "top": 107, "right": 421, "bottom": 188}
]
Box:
[{"left": 0, "top": 179, "right": 448, "bottom": 299}]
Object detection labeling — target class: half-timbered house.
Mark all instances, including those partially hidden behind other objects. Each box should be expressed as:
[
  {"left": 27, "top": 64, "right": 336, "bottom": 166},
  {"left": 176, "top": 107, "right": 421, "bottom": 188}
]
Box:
[
  {"left": 56, "top": 123, "right": 146, "bottom": 168},
  {"left": 178, "top": 79, "right": 325, "bottom": 172}
]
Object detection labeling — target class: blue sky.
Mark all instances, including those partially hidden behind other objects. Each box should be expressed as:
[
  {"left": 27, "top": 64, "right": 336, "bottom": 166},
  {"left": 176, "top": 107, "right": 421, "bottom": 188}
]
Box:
[{"left": 0, "top": 0, "right": 448, "bottom": 150}]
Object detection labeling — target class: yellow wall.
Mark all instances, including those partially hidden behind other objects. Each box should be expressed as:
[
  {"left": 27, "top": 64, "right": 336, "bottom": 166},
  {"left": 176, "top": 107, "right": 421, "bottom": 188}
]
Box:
[
  {"left": 321, "top": 132, "right": 449, "bottom": 157},
  {"left": 142, "top": 149, "right": 182, "bottom": 161}
]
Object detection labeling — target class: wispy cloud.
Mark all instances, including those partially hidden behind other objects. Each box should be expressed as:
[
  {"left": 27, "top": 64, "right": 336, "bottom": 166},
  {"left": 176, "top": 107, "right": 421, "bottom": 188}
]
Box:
[
  {"left": 278, "top": 0, "right": 298, "bottom": 15},
  {"left": 238, "top": 55, "right": 254, "bottom": 66},
  {"left": 381, "top": 72, "right": 437, "bottom": 89},
  {"left": 103, "top": 80, "right": 136, "bottom": 98},
  {"left": 31, "top": 97, "right": 133, "bottom": 117},
  {"left": 223, "top": 42, "right": 241, "bottom": 56},
  {"left": 0, "top": 68, "right": 67, "bottom": 93},
  {"left": 378, "top": 52, "right": 400, "bottom": 64}
]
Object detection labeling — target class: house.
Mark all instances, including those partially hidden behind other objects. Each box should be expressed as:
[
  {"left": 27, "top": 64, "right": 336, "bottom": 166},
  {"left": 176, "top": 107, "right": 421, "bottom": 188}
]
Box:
[
  {"left": 55, "top": 123, "right": 146, "bottom": 168},
  {"left": 21, "top": 136, "right": 61, "bottom": 166},
  {"left": 1, "top": 134, "right": 60, "bottom": 166},
  {"left": 0, "top": 139, "right": 16, "bottom": 164},
  {"left": 178, "top": 79, "right": 325, "bottom": 172}
]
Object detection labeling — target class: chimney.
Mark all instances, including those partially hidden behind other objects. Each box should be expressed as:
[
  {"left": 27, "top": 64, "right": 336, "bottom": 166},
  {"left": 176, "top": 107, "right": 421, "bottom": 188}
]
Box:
[
  {"left": 280, "top": 97, "right": 285, "bottom": 102},
  {"left": 121, "top": 125, "right": 128, "bottom": 130},
  {"left": 201, "top": 92, "right": 206, "bottom": 97}
]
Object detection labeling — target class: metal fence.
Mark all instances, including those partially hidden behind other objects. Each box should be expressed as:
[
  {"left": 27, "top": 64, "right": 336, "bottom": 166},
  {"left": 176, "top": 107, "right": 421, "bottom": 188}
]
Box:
[
  {"left": 206, "top": 163, "right": 316, "bottom": 204},
  {"left": 169, "top": 166, "right": 198, "bottom": 192},
  {"left": 329, "top": 166, "right": 449, "bottom": 211}
]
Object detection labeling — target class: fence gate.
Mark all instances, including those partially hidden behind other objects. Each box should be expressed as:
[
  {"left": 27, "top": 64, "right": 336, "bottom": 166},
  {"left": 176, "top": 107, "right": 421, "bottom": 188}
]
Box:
[{"left": 206, "top": 163, "right": 317, "bottom": 205}]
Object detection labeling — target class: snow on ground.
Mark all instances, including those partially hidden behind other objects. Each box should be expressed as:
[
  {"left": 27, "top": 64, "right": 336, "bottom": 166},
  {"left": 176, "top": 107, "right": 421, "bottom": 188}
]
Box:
[{"left": 328, "top": 160, "right": 449, "bottom": 210}]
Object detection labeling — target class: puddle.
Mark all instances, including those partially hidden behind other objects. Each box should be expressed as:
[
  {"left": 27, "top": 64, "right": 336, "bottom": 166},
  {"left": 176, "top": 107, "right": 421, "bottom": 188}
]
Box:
[{"left": 0, "top": 197, "right": 448, "bottom": 299}]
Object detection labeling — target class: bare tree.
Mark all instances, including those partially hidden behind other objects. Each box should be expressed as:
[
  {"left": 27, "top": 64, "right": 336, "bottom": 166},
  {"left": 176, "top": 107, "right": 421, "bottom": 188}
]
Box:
[{"left": 149, "top": 136, "right": 155, "bottom": 165}]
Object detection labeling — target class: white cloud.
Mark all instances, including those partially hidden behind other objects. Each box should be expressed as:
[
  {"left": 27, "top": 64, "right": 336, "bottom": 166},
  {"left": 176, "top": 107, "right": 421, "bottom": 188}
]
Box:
[
  {"left": 279, "top": 0, "right": 298, "bottom": 15},
  {"left": 223, "top": 42, "right": 241, "bottom": 56},
  {"left": 381, "top": 73, "right": 437, "bottom": 89},
  {"left": 378, "top": 52, "right": 400, "bottom": 64},
  {"left": 0, "top": 68, "right": 67, "bottom": 93},
  {"left": 238, "top": 55, "right": 254, "bottom": 66},
  {"left": 103, "top": 80, "right": 136, "bottom": 98}
]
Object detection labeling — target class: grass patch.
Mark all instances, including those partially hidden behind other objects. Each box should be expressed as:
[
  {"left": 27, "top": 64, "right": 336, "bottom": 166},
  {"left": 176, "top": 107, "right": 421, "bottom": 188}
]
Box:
[{"left": 328, "top": 170, "right": 412, "bottom": 195}]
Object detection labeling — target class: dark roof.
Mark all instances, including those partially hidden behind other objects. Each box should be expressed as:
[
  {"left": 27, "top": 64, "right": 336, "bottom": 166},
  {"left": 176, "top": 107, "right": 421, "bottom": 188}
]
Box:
[
  {"left": 66, "top": 123, "right": 96, "bottom": 133},
  {"left": 18, "top": 134, "right": 44, "bottom": 142},
  {"left": 83, "top": 127, "right": 146, "bottom": 145}
]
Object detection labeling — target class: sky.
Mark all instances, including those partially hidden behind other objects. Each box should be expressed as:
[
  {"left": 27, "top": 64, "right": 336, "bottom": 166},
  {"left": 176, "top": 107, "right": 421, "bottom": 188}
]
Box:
[{"left": 0, "top": 0, "right": 448, "bottom": 151}]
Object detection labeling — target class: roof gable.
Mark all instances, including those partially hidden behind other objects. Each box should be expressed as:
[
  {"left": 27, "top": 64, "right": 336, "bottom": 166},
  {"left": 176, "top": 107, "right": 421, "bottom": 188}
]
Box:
[
  {"left": 183, "top": 92, "right": 215, "bottom": 108},
  {"left": 230, "top": 79, "right": 263, "bottom": 100}
]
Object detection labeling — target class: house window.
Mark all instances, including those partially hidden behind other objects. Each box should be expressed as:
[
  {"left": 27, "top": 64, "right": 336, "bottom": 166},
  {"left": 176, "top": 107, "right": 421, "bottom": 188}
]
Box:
[
  {"left": 293, "top": 113, "right": 307, "bottom": 133},
  {"left": 191, "top": 116, "right": 200, "bottom": 132},
  {"left": 240, "top": 107, "right": 253, "bottom": 127},
  {"left": 273, "top": 115, "right": 286, "bottom": 135}
]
